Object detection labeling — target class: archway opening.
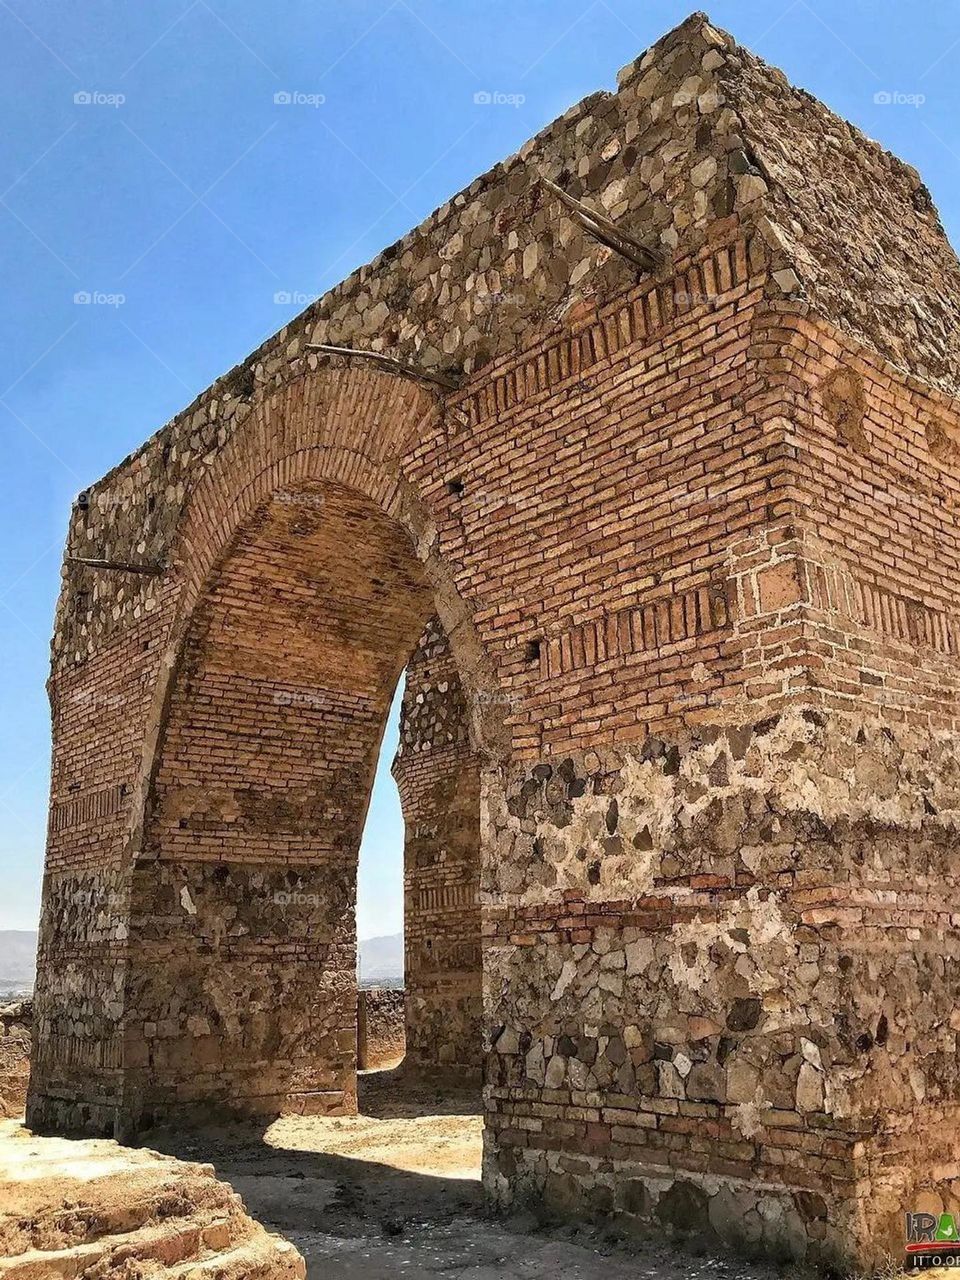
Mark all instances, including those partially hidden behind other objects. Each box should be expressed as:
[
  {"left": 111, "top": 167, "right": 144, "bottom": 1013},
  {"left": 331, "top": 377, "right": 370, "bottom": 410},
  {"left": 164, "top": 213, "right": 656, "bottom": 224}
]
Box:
[
  {"left": 356, "top": 608, "right": 486, "bottom": 1080},
  {"left": 128, "top": 477, "right": 483, "bottom": 1133}
]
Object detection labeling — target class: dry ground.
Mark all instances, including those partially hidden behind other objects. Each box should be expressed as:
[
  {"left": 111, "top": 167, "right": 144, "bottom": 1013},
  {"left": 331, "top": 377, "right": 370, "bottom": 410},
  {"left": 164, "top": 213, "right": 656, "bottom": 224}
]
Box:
[{"left": 145, "top": 1067, "right": 791, "bottom": 1280}]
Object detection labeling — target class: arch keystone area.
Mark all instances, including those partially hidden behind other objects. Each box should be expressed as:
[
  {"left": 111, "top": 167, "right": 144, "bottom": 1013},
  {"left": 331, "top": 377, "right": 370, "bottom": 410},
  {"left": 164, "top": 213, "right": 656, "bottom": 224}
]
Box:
[{"left": 29, "top": 12, "right": 960, "bottom": 1270}]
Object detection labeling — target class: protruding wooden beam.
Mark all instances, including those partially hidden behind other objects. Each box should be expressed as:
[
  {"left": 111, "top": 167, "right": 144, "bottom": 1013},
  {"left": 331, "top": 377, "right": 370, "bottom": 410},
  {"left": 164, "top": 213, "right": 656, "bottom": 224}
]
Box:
[
  {"left": 305, "top": 343, "right": 462, "bottom": 391},
  {"left": 539, "top": 175, "right": 662, "bottom": 273},
  {"left": 67, "top": 556, "right": 166, "bottom": 576}
]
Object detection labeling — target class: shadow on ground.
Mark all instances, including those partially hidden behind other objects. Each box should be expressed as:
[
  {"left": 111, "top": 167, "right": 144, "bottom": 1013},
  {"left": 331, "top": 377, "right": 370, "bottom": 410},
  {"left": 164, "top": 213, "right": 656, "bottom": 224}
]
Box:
[
  {"left": 143, "top": 1071, "right": 788, "bottom": 1280},
  {"left": 357, "top": 1063, "right": 484, "bottom": 1120}
]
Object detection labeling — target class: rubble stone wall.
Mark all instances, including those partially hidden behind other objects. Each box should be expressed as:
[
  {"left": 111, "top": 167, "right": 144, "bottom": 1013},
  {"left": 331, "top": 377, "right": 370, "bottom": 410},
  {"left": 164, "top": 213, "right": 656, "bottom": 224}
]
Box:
[
  {"left": 482, "top": 708, "right": 960, "bottom": 1263},
  {"left": 0, "top": 1002, "right": 32, "bottom": 1119},
  {"left": 29, "top": 11, "right": 960, "bottom": 1268},
  {"left": 394, "top": 618, "right": 483, "bottom": 1076},
  {"left": 357, "top": 988, "right": 405, "bottom": 1070}
]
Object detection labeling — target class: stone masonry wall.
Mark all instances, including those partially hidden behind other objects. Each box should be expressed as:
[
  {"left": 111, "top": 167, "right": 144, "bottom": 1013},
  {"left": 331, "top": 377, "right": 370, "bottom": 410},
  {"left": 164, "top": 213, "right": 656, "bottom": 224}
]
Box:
[
  {"left": 482, "top": 708, "right": 960, "bottom": 1264},
  {"left": 30, "top": 12, "right": 960, "bottom": 1269},
  {"left": 357, "top": 988, "right": 405, "bottom": 1071},
  {"left": 393, "top": 618, "right": 483, "bottom": 1076}
]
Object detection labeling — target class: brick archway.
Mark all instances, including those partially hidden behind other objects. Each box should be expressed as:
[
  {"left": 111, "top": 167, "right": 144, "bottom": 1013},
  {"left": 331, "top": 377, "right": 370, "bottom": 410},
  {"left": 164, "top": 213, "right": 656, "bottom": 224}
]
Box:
[{"left": 30, "top": 362, "right": 502, "bottom": 1138}]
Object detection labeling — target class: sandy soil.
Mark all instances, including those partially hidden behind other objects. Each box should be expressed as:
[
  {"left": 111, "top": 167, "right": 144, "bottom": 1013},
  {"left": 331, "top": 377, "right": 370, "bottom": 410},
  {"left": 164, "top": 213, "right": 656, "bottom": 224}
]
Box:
[{"left": 145, "top": 1068, "right": 793, "bottom": 1280}]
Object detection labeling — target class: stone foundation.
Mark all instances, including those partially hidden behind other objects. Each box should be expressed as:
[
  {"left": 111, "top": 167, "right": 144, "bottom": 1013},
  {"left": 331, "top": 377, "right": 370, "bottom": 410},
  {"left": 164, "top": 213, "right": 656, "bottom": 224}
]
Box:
[{"left": 482, "top": 710, "right": 960, "bottom": 1266}]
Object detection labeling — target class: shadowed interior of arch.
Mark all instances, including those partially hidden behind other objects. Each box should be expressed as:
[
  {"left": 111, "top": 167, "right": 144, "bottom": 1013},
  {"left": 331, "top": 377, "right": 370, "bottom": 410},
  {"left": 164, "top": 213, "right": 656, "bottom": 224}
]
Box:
[{"left": 125, "top": 477, "right": 483, "bottom": 1129}]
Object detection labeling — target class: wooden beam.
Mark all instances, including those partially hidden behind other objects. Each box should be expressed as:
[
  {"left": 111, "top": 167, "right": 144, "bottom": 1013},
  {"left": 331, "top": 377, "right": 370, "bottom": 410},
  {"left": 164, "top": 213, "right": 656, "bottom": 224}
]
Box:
[
  {"left": 539, "top": 175, "right": 662, "bottom": 273},
  {"left": 305, "top": 343, "right": 462, "bottom": 391},
  {"left": 67, "top": 556, "right": 166, "bottom": 576}
]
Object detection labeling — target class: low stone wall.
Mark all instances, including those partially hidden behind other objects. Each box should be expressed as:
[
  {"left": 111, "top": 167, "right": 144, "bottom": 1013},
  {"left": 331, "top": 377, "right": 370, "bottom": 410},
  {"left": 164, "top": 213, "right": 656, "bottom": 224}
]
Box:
[
  {"left": 0, "top": 1001, "right": 31, "bottom": 1119},
  {"left": 357, "top": 988, "right": 405, "bottom": 1070}
]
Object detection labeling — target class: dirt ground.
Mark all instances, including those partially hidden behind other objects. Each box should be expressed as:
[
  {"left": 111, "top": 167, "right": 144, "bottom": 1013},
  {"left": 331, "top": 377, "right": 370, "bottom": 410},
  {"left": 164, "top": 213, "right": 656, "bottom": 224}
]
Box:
[{"left": 146, "top": 1067, "right": 791, "bottom": 1280}]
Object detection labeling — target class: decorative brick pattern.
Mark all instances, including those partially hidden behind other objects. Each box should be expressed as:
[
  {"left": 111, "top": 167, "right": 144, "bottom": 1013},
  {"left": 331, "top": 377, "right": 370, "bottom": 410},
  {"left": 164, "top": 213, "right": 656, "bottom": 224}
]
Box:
[
  {"left": 542, "top": 579, "right": 733, "bottom": 678},
  {"left": 459, "top": 240, "right": 752, "bottom": 429},
  {"left": 49, "top": 784, "right": 128, "bottom": 835}
]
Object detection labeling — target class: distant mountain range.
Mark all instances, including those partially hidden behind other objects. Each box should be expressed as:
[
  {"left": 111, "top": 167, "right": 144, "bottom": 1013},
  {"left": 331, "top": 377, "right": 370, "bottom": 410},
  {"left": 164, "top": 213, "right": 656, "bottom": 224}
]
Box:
[
  {"left": 0, "top": 928, "right": 402, "bottom": 994},
  {"left": 358, "top": 932, "right": 403, "bottom": 984}
]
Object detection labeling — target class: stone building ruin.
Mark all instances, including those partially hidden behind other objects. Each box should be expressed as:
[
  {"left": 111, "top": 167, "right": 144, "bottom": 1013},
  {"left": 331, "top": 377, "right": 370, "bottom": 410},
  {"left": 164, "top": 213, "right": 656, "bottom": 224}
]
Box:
[{"left": 28, "top": 12, "right": 960, "bottom": 1269}]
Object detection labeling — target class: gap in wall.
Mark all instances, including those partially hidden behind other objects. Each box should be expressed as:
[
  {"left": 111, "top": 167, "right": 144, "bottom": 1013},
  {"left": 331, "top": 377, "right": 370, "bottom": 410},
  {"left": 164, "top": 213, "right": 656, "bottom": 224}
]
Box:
[{"left": 357, "top": 673, "right": 406, "bottom": 988}]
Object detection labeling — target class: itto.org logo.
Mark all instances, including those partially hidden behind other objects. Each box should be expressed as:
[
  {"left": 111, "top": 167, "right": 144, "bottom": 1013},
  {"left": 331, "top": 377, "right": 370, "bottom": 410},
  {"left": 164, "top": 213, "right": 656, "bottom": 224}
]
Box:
[{"left": 906, "top": 1210, "right": 960, "bottom": 1269}]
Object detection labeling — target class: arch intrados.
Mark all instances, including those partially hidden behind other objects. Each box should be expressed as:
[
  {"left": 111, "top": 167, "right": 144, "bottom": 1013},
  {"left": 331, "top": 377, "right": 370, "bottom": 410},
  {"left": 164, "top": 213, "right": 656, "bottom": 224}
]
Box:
[{"left": 129, "top": 368, "right": 504, "bottom": 868}]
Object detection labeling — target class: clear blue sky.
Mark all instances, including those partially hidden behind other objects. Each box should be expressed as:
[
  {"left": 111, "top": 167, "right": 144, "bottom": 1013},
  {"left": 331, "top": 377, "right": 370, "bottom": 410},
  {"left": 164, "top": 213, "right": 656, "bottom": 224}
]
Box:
[{"left": 1, "top": 0, "right": 958, "bottom": 935}]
